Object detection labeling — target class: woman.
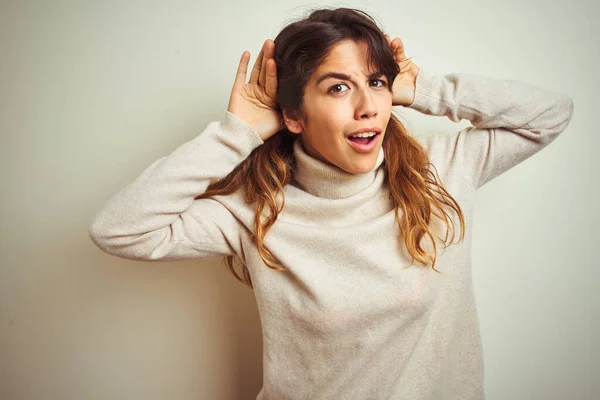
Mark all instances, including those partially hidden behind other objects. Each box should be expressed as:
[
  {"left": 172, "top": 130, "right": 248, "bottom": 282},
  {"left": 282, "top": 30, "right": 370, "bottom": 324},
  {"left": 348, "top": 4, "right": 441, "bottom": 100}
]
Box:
[{"left": 89, "top": 7, "right": 574, "bottom": 399}]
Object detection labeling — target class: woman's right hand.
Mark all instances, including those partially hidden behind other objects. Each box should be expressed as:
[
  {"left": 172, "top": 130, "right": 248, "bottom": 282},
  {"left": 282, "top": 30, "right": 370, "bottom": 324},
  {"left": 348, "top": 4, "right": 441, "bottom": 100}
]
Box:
[{"left": 227, "top": 39, "right": 283, "bottom": 141}]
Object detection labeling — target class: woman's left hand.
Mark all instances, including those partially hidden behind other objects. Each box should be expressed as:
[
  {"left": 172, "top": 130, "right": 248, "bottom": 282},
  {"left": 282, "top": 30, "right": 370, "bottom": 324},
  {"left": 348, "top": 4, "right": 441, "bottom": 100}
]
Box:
[{"left": 384, "top": 35, "right": 420, "bottom": 107}]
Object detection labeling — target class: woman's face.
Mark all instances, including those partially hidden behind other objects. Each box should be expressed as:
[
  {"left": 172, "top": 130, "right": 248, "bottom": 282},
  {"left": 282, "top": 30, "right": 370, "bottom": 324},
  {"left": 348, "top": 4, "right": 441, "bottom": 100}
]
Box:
[{"left": 284, "top": 39, "right": 393, "bottom": 175}]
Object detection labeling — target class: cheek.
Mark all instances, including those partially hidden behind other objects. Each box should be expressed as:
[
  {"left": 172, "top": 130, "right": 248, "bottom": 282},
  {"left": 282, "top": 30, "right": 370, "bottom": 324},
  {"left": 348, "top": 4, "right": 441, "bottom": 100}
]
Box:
[
  {"left": 379, "top": 92, "right": 393, "bottom": 108},
  {"left": 326, "top": 117, "right": 349, "bottom": 145},
  {"left": 312, "top": 112, "right": 345, "bottom": 139}
]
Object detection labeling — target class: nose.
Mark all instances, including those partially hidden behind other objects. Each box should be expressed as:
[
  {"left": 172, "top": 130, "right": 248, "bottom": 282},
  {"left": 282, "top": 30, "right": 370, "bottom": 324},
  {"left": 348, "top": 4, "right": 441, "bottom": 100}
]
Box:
[{"left": 354, "top": 87, "right": 378, "bottom": 120}]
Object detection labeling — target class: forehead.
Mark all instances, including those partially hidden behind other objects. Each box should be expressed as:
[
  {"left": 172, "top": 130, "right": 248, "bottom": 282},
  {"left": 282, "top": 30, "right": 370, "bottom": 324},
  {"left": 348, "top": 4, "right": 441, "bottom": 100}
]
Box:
[{"left": 313, "top": 40, "right": 378, "bottom": 77}]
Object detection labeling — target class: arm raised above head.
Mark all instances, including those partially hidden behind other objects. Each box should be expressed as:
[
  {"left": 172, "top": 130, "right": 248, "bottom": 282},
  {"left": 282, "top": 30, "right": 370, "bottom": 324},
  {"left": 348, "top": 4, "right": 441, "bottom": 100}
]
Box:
[
  {"left": 89, "top": 111, "right": 264, "bottom": 262},
  {"left": 408, "top": 68, "right": 574, "bottom": 189}
]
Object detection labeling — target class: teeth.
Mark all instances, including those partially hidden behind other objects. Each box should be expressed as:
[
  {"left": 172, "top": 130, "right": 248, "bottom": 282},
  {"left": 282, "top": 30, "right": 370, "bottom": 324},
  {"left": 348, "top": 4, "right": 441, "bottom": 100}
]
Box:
[{"left": 350, "top": 131, "right": 377, "bottom": 138}]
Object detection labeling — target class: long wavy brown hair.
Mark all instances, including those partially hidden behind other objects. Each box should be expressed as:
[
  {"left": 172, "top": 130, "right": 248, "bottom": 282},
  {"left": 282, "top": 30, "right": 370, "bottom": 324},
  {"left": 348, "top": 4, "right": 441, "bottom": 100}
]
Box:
[{"left": 196, "top": 7, "right": 465, "bottom": 288}]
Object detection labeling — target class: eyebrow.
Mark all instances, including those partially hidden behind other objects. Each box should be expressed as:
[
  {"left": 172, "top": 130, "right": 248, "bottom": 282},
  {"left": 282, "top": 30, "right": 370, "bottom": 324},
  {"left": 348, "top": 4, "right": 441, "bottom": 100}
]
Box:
[{"left": 316, "top": 71, "right": 385, "bottom": 85}]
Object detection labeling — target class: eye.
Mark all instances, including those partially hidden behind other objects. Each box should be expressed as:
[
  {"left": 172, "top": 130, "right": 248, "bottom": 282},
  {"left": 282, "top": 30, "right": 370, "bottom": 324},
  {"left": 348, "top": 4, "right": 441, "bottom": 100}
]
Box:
[
  {"left": 328, "top": 83, "right": 349, "bottom": 94},
  {"left": 371, "top": 79, "right": 388, "bottom": 88}
]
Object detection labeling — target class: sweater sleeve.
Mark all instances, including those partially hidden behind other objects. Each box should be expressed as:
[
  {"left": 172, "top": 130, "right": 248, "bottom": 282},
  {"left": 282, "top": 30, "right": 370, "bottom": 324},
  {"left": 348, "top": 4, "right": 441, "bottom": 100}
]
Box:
[
  {"left": 88, "top": 110, "right": 264, "bottom": 261},
  {"left": 407, "top": 67, "right": 575, "bottom": 189}
]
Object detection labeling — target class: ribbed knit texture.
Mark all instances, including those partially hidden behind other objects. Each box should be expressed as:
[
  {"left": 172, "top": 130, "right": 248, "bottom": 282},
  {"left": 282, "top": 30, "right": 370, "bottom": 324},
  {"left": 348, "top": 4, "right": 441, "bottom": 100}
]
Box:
[{"left": 89, "top": 67, "right": 574, "bottom": 399}]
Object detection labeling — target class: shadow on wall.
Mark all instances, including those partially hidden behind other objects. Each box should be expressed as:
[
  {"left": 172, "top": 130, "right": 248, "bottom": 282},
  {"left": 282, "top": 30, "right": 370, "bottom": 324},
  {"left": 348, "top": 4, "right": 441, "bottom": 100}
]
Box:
[{"left": 4, "top": 224, "right": 264, "bottom": 399}]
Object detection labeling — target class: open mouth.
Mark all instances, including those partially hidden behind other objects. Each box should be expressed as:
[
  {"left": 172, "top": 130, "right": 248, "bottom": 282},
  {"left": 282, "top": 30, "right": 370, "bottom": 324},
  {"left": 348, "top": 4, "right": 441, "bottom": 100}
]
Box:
[{"left": 347, "top": 134, "right": 379, "bottom": 144}]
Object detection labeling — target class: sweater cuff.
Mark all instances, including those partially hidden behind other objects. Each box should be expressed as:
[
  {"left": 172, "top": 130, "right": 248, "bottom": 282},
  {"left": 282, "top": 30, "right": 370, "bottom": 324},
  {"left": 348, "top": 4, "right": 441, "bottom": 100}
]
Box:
[
  {"left": 221, "top": 110, "right": 265, "bottom": 150},
  {"left": 406, "top": 67, "right": 439, "bottom": 113}
]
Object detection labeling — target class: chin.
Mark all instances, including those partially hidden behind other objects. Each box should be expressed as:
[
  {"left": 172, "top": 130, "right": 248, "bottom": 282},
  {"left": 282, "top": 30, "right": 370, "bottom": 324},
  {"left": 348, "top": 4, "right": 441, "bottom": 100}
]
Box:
[{"left": 345, "top": 159, "right": 377, "bottom": 175}]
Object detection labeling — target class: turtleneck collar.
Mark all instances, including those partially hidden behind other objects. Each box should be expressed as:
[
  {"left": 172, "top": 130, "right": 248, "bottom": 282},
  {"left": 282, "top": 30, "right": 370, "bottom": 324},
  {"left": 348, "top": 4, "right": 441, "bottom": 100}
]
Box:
[{"left": 291, "top": 137, "right": 385, "bottom": 200}]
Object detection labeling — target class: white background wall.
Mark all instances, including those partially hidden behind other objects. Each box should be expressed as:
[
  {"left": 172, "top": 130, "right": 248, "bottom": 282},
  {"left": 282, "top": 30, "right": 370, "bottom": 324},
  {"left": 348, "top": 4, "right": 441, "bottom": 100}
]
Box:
[{"left": 1, "top": 0, "right": 597, "bottom": 399}]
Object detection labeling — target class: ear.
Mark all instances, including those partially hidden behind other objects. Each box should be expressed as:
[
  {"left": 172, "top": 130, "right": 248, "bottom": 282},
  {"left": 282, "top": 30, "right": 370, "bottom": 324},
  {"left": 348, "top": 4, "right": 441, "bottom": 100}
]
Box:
[{"left": 283, "top": 109, "right": 304, "bottom": 134}]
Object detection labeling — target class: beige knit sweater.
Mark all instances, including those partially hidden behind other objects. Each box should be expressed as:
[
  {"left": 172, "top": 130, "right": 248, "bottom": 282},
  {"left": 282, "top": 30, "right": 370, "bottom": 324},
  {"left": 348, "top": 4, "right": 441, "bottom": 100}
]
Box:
[{"left": 89, "top": 67, "right": 574, "bottom": 399}]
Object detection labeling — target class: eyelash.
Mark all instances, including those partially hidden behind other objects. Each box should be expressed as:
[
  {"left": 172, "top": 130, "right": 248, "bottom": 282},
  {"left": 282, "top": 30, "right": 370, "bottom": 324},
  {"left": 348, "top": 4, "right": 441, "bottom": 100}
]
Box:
[{"left": 328, "top": 79, "right": 388, "bottom": 94}]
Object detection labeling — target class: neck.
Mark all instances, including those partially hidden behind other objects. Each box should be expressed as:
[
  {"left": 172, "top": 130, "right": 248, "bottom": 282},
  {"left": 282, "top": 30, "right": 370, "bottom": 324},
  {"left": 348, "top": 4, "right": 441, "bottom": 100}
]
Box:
[{"left": 291, "top": 137, "right": 385, "bottom": 199}]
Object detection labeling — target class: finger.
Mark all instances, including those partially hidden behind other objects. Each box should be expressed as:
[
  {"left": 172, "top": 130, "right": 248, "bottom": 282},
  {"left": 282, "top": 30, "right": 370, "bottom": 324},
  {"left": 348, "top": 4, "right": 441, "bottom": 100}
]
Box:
[
  {"left": 259, "top": 40, "right": 273, "bottom": 88},
  {"left": 249, "top": 46, "right": 264, "bottom": 84},
  {"left": 233, "top": 51, "right": 250, "bottom": 91},
  {"left": 389, "top": 39, "right": 400, "bottom": 62},
  {"left": 264, "top": 58, "right": 278, "bottom": 100},
  {"left": 384, "top": 34, "right": 391, "bottom": 45},
  {"left": 393, "top": 38, "right": 405, "bottom": 57}
]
